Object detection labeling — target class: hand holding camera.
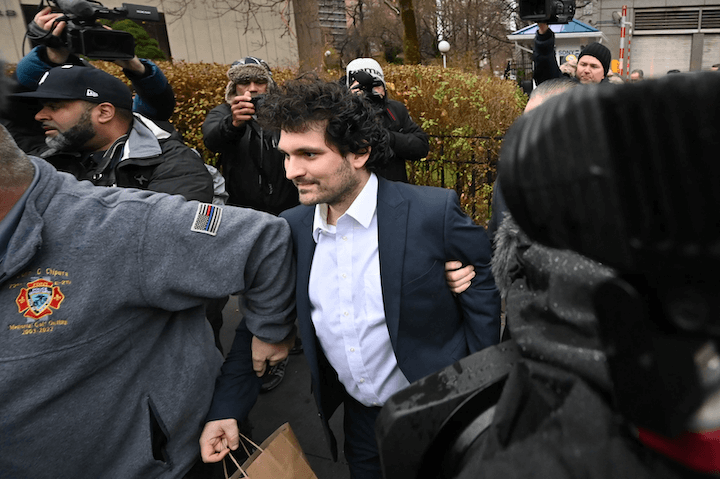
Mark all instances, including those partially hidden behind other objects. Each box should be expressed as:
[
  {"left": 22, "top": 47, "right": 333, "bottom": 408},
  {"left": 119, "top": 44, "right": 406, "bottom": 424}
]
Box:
[
  {"left": 31, "top": 7, "right": 70, "bottom": 64},
  {"left": 230, "top": 93, "right": 265, "bottom": 128},
  {"left": 349, "top": 70, "right": 385, "bottom": 105},
  {"left": 26, "top": 0, "right": 159, "bottom": 60}
]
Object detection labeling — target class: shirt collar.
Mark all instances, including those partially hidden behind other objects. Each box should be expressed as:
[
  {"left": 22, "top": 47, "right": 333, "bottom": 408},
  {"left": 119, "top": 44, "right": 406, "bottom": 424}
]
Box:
[{"left": 312, "top": 173, "right": 378, "bottom": 243}]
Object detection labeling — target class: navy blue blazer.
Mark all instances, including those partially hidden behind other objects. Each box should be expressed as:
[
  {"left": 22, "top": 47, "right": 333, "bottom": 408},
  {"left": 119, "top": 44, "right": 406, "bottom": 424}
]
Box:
[{"left": 280, "top": 176, "right": 501, "bottom": 459}]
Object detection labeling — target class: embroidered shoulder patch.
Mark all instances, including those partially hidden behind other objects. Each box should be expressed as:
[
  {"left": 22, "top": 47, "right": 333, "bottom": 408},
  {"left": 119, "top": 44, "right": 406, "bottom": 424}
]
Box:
[{"left": 191, "top": 203, "right": 223, "bottom": 236}]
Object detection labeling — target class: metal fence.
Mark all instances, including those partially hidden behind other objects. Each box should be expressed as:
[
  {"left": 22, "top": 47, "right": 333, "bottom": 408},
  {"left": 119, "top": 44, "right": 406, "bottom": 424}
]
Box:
[{"left": 407, "top": 134, "right": 503, "bottom": 226}]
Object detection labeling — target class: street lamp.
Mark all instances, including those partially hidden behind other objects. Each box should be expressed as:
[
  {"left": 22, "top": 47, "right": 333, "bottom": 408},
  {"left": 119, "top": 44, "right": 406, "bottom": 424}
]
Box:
[{"left": 438, "top": 40, "right": 450, "bottom": 68}]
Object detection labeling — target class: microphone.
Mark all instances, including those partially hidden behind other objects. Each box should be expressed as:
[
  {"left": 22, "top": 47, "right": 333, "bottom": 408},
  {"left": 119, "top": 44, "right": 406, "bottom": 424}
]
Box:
[{"left": 53, "top": 0, "right": 98, "bottom": 18}]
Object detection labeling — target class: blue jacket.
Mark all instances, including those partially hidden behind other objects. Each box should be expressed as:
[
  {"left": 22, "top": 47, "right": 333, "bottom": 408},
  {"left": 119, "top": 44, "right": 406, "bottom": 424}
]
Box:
[
  {"left": 15, "top": 46, "right": 175, "bottom": 120},
  {"left": 280, "top": 176, "right": 501, "bottom": 459}
]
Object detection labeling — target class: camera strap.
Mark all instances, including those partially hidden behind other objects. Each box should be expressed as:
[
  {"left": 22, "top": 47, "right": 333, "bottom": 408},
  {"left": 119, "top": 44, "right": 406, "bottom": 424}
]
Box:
[
  {"left": 26, "top": 19, "right": 68, "bottom": 50},
  {"left": 244, "top": 121, "right": 274, "bottom": 196}
]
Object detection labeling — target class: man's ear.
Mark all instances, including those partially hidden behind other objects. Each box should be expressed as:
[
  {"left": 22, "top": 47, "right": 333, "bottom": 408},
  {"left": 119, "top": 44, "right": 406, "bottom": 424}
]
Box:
[
  {"left": 350, "top": 146, "right": 371, "bottom": 170},
  {"left": 95, "top": 103, "right": 116, "bottom": 125}
]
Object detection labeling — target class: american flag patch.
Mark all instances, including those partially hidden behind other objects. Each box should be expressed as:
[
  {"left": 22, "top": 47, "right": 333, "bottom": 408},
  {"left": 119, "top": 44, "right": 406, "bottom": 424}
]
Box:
[{"left": 191, "top": 203, "right": 223, "bottom": 236}]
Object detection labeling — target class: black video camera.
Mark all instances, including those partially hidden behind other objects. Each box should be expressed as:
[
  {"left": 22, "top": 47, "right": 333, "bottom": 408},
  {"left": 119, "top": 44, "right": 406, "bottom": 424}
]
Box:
[
  {"left": 29, "top": 0, "right": 159, "bottom": 60},
  {"left": 349, "top": 70, "right": 385, "bottom": 105},
  {"left": 519, "top": 0, "right": 575, "bottom": 24}
]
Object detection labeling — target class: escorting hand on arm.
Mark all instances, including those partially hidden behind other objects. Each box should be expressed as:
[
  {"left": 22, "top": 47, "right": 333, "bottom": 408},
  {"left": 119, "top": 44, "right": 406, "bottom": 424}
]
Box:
[{"left": 445, "top": 261, "right": 476, "bottom": 294}]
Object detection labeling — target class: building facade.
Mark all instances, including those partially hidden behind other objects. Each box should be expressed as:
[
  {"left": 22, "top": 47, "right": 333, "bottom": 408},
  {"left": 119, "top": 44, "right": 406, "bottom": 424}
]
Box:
[
  {"left": 579, "top": 0, "right": 720, "bottom": 76},
  {"left": 0, "top": 0, "right": 299, "bottom": 66},
  {"left": 508, "top": 0, "right": 720, "bottom": 79}
]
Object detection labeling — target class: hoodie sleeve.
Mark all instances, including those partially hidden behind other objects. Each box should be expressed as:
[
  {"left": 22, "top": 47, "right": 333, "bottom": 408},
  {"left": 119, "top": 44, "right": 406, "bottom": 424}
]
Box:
[{"left": 138, "top": 195, "right": 297, "bottom": 344}]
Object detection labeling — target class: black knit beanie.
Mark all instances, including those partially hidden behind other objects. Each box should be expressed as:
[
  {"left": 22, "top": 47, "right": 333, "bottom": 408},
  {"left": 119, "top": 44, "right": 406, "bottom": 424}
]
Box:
[{"left": 579, "top": 42, "right": 611, "bottom": 75}]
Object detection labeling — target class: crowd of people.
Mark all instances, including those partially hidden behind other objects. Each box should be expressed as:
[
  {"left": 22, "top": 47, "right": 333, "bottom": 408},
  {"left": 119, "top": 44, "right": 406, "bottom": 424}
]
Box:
[{"left": 1, "top": 6, "right": 719, "bottom": 479}]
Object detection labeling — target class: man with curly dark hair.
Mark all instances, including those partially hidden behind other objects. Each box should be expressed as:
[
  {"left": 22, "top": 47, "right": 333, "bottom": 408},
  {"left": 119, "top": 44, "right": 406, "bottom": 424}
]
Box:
[{"left": 248, "top": 76, "right": 500, "bottom": 478}]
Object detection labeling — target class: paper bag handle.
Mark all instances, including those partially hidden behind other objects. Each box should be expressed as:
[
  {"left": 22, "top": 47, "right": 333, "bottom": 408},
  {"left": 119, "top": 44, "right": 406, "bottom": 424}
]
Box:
[{"left": 222, "top": 432, "right": 264, "bottom": 479}]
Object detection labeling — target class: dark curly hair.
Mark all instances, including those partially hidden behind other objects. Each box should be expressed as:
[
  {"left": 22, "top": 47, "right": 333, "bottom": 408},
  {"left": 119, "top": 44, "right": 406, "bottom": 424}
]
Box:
[{"left": 258, "top": 74, "right": 390, "bottom": 172}]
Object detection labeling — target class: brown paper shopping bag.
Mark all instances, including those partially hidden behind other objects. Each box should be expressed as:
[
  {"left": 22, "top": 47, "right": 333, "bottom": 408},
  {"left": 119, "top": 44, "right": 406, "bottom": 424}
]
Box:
[{"left": 223, "top": 423, "right": 318, "bottom": 479}]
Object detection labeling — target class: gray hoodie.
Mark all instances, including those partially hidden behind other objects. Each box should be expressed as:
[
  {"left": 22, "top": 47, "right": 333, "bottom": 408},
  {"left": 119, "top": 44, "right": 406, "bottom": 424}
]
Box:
[{"left": 0, "top": 158, "right": 295, "bottom": 478}]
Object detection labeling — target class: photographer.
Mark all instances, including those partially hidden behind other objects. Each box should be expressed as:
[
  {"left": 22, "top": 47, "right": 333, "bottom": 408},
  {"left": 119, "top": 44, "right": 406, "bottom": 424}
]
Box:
[
  {"left": 3, "top": 7, "right": 175, "bottom": 156},
  {"left": 534, "top": 23, "right": 611, "bottom": 85},
  {"left": 346, "top": 58, "right": 429, "bottom": 183},
  {"left": 202, "top": 57, "right": 298, "bottom": 216}
]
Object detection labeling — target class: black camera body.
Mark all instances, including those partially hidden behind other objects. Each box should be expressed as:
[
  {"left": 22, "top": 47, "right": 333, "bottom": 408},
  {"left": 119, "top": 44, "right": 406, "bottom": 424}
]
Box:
[
  {"left": 250, "top": 94, "right": 266, "bottom": 110},
  {"left": 64, "top": 24, "right": 135, "bottom": 60},
  {"left": 250, "top": 94, "right": 265, "bottom": 120},
  {"left": 519, "top": 0, "right": 575, "bottom": 24},
  {"left": 349, "top": 70, "right": 385, "bottom": 105},
  {"left": 38, "top": 0, "right": 159, "bottom": 60}
]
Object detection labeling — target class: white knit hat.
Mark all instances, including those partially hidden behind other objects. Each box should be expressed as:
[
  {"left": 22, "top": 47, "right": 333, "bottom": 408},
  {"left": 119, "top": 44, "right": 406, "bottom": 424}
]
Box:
[{"left": 346, "top": 58, "right": 385, "bottom": 89}]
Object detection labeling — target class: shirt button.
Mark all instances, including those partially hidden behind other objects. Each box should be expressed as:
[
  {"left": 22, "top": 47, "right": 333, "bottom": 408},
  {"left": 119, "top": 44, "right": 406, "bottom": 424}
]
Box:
[
  {"left": 359, "top": 378, "right": 365, "bottom": 383},
  {"left": 372, "top": 402, "right": 380, "bottom": 406},
  {"left": 342, "top": 236, "right": 348, "bottom": 241},
  {"left": 342, "top": 273, "right": 347, "bottom": 279},
  {"left": 343, "top": 311, "right": 349, "bottom": 316},
  {"left": 350, "top": 348, "right": 355, "bottom": 352}
]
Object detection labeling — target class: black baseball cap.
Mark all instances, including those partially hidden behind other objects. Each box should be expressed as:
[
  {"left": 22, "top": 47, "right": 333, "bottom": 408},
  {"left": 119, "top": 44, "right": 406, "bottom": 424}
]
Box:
[{"left": 14, "top": 65, "right": 133, "bottom": 111}]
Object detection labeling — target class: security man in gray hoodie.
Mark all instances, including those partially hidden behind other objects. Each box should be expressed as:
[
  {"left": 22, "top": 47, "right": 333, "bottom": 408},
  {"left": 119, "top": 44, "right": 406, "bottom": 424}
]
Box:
[{"left": 0, "top": 109, "right": 295, "bottom": 478}]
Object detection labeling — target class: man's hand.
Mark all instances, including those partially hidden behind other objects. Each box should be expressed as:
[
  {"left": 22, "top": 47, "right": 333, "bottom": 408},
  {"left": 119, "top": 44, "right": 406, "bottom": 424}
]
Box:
[
  {"left": 230, "top": 93, "right": 255, "bottom": 128},
  {"left": 538, "top": 22, "right": 549, "bottom": 35},
  {"left": 251, "top": 332, "right": 296, "bottom": 377},
  {"left": 445, "top": 261, "right": 476, "bottom": 295},
  {"left": 199, "top": 418, "right": 239, "bottom": 463},
  {"left": 34, "top": 7, "right": 70, "bottom": 64}
]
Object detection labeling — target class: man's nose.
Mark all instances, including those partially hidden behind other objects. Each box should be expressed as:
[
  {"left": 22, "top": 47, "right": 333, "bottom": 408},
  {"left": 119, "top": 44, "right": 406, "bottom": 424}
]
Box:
[
  {"left": 284, "top": 157, "right": 302, "bottom": 180},
  {"left": 35, "top": 106, "right": 50, "bottom": 121}
]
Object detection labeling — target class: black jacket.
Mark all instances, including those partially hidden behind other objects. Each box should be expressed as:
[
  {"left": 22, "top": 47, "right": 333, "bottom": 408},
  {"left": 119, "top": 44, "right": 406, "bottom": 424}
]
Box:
[
  {"left": 202, "top": 103, "right": 298, "bottom": 215},
  {"left": 463, "top": 215, "right": 712, "bottom": 479},
  {"left": 45, "top": 116, "right": 214, "bottom": 203},
  {"left": 377, "top": 99, "right": 429, "bottom": 182},
  {"left": 533, "top": 29, "right": 564, "bottom": 86}
]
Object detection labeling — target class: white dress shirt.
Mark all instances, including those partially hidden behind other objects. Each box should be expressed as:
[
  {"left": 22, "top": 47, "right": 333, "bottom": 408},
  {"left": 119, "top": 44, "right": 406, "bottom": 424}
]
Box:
[{"left": 309, "top": 173, "right": 410, "bottom": 407}]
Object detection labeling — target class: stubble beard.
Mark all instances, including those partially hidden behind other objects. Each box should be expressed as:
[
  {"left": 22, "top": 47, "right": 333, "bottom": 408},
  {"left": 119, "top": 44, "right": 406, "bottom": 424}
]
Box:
[{"left": 296, "top": 156, "right": 360, "bottom": 208}]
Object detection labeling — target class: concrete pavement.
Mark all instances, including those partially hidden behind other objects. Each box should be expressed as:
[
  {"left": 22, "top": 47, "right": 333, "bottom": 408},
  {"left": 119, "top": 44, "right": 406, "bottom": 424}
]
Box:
[{"left": 219, "top": 295, "right": 351, "bottom": 479}]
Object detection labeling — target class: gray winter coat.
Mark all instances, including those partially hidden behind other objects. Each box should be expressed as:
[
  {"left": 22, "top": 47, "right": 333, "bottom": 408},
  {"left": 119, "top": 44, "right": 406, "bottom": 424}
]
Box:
[{"left": 0, "top": 158, "right": 295, "bottom": 478}]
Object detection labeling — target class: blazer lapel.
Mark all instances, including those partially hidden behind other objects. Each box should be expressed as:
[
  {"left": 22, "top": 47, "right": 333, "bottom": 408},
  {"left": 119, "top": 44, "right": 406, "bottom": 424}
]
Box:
[{"left": 377, "top": 177, "right": 408, "bottom": 347}]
